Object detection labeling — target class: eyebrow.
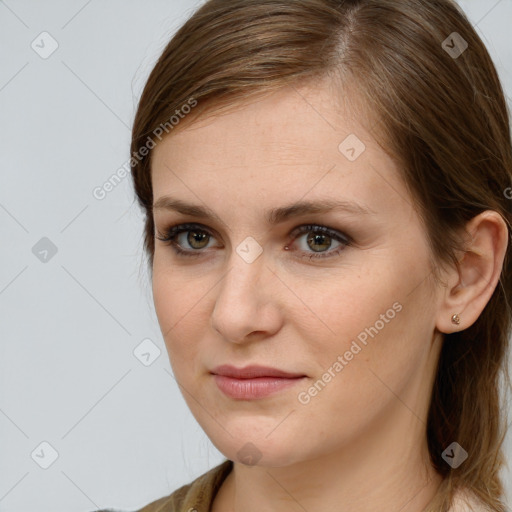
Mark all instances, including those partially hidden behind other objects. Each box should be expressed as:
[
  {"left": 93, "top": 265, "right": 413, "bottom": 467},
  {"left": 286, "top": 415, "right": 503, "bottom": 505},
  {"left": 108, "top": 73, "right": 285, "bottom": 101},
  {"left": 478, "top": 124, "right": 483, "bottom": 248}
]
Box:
[{"left": 152, "top": 196, "right": 376, "bottom": 224}]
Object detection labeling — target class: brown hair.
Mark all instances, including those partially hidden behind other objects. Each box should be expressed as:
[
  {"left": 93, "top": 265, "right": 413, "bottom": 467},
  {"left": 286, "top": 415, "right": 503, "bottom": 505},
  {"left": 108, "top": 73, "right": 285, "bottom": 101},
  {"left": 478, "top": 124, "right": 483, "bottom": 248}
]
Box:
[{"left": 130, "top": 0, "right": 512, "bottom": 509}]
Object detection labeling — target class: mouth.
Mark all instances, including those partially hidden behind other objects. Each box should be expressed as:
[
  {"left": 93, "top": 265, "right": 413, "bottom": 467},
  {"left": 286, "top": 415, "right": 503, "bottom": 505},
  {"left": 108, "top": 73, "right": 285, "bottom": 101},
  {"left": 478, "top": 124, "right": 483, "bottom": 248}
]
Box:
[{"left": 210, "top": 364, "right": 307, "bottom": 400}]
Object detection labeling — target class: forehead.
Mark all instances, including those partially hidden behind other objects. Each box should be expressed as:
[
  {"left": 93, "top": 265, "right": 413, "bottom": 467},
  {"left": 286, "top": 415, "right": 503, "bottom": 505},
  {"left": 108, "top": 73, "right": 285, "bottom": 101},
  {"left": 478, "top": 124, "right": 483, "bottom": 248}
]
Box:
[
  {"left": 150, "top": 77, "right": 409, "bottom": 221},
  {"left": 153, "top": 76, "right": 357, "bottom": 163}
]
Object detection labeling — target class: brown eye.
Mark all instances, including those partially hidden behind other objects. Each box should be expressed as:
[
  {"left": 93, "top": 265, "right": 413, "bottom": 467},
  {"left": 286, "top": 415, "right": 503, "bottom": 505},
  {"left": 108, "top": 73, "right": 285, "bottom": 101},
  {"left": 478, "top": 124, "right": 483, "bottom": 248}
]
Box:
[
  {"left": 287, "top": 224, "right": 352, "bottom": 261},
  {"left": 155, "top": 223, "right": 217, "bottom": 257},
  {"left": 306, "top": 232, "right": 332, "bottom": 253},
  {"left": 187, "top": 230, "right": 210, "bottom": 249}
]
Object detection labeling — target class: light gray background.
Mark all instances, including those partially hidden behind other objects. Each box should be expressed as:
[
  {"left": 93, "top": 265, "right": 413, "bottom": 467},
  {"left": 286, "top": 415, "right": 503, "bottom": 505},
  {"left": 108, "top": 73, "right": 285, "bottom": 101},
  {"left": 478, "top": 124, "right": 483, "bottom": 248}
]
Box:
[{"left": 0, "top": 1, "right": 511, "bottom": 511}]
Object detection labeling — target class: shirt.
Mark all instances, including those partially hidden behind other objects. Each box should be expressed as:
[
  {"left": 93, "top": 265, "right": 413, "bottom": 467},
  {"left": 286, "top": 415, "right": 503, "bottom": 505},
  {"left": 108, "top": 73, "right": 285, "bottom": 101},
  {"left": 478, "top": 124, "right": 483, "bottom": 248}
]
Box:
[
  {"left": 135, "top": 459, "right": 232, "bottom": 512},
  {"left": 96, "top": 458, "right": 491, "bottom": 512}
]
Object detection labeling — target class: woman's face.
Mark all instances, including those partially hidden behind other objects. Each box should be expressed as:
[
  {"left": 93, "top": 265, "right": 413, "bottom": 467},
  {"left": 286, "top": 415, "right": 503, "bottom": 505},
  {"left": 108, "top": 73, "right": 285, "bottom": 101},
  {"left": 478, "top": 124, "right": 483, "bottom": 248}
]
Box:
[{"left": 151, "top": 77, "right": 444, "bottom": 467}]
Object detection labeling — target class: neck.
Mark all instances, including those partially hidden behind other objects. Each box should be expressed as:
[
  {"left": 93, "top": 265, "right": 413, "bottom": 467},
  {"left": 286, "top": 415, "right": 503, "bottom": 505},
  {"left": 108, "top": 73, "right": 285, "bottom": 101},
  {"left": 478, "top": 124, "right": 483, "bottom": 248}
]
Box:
[{"left": 213, "top": 401, "right": 443, "bottom": 512}]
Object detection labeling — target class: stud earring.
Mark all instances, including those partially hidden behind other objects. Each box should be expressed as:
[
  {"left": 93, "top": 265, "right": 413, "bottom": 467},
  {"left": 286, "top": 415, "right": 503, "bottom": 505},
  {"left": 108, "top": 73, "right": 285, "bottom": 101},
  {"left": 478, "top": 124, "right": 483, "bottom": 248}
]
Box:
[{"left": 451, "top": 313, "right": 460, "bottom": 325}]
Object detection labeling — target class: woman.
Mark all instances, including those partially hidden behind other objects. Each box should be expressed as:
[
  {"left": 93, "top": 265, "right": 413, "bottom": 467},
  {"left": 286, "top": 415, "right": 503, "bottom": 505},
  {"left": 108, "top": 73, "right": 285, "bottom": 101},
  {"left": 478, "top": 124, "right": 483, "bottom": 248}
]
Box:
[{"left": 105, "top": 0, "right": 512, "bottom": 510}]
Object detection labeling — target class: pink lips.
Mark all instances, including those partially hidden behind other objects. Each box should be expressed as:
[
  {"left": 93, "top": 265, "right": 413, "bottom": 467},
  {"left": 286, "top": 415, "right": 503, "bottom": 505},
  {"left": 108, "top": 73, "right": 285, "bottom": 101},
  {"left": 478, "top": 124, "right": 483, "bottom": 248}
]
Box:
[{"left": 211, "top": 365, "right": 307, "bottom": 400}]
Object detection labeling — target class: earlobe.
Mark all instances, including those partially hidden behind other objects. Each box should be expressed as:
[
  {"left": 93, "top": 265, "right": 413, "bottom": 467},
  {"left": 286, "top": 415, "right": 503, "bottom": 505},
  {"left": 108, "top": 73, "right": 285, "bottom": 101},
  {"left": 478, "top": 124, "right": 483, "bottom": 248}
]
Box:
[{"left": 435, "top": 211, "right": 509, "bottom": 335}]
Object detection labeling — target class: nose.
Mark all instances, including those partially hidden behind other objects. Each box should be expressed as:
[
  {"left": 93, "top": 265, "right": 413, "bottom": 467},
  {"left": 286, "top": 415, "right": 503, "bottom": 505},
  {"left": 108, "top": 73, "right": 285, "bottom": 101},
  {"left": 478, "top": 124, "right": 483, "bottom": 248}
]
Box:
[{"left": 210, "top": 247, "right": 284, "bottom": 344}]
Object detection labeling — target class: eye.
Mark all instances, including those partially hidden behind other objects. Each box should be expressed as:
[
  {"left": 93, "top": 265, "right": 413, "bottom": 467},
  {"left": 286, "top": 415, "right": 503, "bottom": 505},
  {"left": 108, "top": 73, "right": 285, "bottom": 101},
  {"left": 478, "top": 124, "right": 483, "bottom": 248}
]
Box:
[
  {"left": 286, "top": 224, "right": 352, "bottom": 260},
  {"left": 155, "top": 223, "right": 217, "bottom": 257},
  {"left": 155, "top": 222, "right": 352, "bottom": 260}
]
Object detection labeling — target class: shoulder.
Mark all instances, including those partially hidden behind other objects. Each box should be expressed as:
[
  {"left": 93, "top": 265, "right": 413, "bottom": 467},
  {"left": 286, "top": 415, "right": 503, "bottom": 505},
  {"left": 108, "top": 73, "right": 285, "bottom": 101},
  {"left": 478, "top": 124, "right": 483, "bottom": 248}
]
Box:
[
  {"left": 134, "top": 459, "right": 233, "bottom": 512},
  {"left": 449, "top": 488, "right": 492, "bottom": 512},
  {"left": 90, "top": 459, "right": 232, "bottom": 512}
]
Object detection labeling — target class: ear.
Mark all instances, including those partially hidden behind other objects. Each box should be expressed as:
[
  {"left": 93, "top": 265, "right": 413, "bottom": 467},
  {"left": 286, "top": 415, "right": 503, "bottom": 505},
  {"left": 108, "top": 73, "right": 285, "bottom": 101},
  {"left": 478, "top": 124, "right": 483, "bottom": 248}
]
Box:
[{"left": 435, "top": 210, "right": 509, "bottom": 334}]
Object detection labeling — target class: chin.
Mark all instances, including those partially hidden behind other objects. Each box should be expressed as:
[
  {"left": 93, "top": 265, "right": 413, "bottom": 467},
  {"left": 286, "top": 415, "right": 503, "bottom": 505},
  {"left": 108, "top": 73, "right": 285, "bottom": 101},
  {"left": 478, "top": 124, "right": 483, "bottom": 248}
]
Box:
[{"left": 207, "top": 428, "right": 311, "bottom": 468}]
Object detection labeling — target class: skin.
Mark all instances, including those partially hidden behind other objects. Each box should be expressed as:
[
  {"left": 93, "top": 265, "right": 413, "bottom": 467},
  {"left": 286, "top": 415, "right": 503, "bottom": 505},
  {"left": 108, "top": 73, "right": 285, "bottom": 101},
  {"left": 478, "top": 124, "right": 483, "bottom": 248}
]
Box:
[{"left": 150, "top": 75, "right": 508, "bottom": 512}]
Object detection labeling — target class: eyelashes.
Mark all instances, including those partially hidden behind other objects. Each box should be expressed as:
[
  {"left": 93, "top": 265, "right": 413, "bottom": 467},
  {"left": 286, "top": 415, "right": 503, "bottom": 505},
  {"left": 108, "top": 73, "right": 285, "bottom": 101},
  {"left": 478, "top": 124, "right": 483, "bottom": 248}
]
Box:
[{"left": 155, "top": 222, "right": 353, "bottom": 261}]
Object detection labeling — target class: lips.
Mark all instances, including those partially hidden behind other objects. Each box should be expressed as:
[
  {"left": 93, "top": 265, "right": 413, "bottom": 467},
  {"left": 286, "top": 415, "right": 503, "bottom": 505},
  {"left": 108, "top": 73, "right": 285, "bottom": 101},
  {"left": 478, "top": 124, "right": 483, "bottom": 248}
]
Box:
[
  {"left": 210, "top": 364, "right": 306, "bottom": 379},
  {"left": 210, "top": 365, "right": 307, "bottom": 400}
]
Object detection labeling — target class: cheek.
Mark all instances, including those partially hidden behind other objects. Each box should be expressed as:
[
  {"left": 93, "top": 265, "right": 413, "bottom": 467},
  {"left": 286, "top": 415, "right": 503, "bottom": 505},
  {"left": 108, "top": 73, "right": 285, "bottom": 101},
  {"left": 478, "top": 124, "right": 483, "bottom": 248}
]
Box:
[
  {"left": 287, "top": 264, "right": 398, "bottom": 353},
  {"left": 152, "top": 253, "right": 214, "bottom": 329},
  {"left": 152, "top": 263, "right": 212, "bottom": 371},
  {"left": 292, "top": 254, "right": 432, "bottom": 386},
  {"left": 293, "top": 302, "right": 427, "bottom": 445}
]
